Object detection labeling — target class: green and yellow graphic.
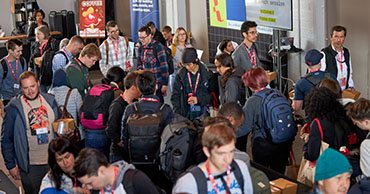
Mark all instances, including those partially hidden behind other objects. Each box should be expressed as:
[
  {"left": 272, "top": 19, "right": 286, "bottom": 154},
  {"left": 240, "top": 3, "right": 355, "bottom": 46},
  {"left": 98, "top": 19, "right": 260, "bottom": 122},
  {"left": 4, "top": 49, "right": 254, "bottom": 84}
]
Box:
[{"left": 209, "top": 0, "right": 227, "bottom": 28}]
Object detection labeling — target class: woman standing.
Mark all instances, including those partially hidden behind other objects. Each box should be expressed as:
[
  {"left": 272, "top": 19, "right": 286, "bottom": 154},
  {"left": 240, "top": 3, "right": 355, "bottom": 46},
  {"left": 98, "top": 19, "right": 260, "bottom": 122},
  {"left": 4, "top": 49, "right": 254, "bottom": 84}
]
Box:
[
  {"left": 215, "top": 53, "right": 245, "bottom": 106},
  {"left": 169, "top": 27, "right": 192, "bottom": 91},
  {"left": 27, "top": 9, "right": 48, "bottom": 42},
  {"left": 29, "top": 25, "right": 59, "bottom": 92},
  {"left": 241, "top": 67, "right": 293, "bottom": 174}
]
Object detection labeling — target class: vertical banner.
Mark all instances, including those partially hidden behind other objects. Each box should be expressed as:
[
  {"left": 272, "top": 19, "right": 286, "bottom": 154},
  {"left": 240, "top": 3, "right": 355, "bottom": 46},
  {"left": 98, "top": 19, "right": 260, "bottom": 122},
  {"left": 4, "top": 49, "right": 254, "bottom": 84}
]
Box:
[
  {"left": 130, "top": 0, "right": 160, "bottom": 42},
  {"left": 79, "top": 0, "right": 105, "bottom": 37}
]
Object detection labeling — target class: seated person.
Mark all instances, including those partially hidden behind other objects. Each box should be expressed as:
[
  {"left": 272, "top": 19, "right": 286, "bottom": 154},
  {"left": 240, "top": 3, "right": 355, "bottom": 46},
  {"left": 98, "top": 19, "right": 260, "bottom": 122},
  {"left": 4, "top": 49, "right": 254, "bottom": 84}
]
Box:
[
  {"left": 39, "top": 137, "right": 86, "bottom": 194},
  {"left": 309, "top": 148, "right": 352, "bottom": 194}
]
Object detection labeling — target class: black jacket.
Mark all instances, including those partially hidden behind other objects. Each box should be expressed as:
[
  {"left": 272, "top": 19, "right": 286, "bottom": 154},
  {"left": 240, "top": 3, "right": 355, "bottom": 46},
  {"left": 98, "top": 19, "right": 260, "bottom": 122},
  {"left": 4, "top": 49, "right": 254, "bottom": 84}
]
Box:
[
  {"left": 29, "top": 38, "right": 59, "bottom": 86},
  {"left": 219, "top": 66, "right": 246, "bottom": 106},
  {"left": 171, "top": 62, "right": 213, "bottom": 118}
]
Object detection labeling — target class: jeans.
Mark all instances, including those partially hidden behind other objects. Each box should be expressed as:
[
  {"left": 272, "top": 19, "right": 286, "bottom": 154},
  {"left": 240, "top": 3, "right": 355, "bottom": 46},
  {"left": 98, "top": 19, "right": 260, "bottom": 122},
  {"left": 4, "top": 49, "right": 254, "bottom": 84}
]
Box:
[
  {"left": 85, "top": 129, "right": 110, "bottom": 159},
  {"left": 169, "top": 73, "right": 176, "bottom": 92}
]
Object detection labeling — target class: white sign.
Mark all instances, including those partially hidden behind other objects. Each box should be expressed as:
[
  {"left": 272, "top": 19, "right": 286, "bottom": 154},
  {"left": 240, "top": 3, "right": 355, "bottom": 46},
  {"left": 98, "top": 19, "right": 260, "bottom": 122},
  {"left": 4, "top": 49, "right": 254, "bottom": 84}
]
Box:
[{"left": 245, "top": 0, "right": 292, "bottom": 30}]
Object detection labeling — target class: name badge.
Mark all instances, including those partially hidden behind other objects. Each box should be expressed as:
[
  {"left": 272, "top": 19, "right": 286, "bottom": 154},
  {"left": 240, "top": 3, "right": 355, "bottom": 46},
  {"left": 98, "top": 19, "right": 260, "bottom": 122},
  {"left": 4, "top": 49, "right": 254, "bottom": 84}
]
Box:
[
  {"left": 36, "top": 127, "right": 49, "bottom": 145},
  {"left": 14, "top": 83, "right": 19, "bottom": 89}
]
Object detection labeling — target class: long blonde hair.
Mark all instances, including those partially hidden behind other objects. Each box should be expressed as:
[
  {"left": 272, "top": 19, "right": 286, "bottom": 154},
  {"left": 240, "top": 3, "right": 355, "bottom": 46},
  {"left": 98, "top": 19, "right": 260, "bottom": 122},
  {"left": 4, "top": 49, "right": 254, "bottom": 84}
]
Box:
[{"left": 172, "top": 27, "right": 189, "bottom": 46}]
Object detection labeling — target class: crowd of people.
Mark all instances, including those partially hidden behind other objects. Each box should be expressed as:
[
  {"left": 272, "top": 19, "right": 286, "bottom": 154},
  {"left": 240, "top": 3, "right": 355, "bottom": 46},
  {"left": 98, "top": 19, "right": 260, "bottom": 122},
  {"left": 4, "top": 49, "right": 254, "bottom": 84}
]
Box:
[{"left": 0, "top": 9, "right": 368, "bottom": 194}]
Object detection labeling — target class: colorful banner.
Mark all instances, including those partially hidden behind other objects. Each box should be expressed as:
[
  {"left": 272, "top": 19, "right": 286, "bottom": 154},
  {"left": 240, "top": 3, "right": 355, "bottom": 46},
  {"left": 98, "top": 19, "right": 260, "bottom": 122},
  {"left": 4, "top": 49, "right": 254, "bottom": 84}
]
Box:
[
  {"left": 79, "top": 0, "right": 105, "bottom": 37},
  {"left": 130, "top": 0, "right": 160, "bottom": 42},
  {"left": 209, "top": 0, "right": 246, "bottom": 30}
]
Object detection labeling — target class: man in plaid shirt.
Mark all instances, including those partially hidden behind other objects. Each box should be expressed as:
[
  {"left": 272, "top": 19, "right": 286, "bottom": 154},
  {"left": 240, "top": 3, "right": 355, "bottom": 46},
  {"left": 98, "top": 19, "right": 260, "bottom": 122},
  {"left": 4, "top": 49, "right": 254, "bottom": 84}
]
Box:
[
  {"left": 137, "top": 26, "right": 168, "bottom": 102},
  {"left": 99, "top": 20, "right": 133, "bottom": 76}
]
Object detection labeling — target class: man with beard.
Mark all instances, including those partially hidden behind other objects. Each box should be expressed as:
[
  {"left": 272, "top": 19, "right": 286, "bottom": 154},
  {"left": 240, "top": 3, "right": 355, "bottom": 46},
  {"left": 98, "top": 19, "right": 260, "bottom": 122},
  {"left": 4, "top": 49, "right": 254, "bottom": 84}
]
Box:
[{"left": 1, "top": 71, "right": 59, "bottom": 194}]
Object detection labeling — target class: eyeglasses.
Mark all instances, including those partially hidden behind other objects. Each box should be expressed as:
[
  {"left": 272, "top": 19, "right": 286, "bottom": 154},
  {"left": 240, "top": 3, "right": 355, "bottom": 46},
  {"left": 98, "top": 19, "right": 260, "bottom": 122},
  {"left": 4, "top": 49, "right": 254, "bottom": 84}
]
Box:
[
  {"left": 248, "top": 31, "right": 258, "bottom": 35},
  {"left": 179, "top": 33, "right": 186, "bottom": 36},
  {"left": 138, "top": 35, "right": 148, "bottom": 40}
]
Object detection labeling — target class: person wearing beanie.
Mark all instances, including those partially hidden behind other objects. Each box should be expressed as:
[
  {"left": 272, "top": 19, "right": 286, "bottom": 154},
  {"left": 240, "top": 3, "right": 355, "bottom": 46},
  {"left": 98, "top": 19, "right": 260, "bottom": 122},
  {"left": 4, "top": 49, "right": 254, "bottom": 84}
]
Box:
[
  {"left": 171, "top": 48, "right": 214, "bottom": 120},
  {"left": 292, "top": 49, "right": 337, "bottom": 112},
  {"left": 308, "top": 148, "right": 352, "bottom": 194}
]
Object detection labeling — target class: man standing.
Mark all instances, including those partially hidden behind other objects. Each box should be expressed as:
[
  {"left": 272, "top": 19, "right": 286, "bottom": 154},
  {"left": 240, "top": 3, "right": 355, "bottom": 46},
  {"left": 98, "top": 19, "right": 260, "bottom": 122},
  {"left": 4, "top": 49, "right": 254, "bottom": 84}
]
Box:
[
  {"left": 1, "top": 71, "right": 59, "bottom": 194},
  {"left": 73, "top": 148, "right": 160, "bottom": 194},
  {"left": 321, "top": 25, "right": 354, "bottom": 90},
  {"left": 292, "top": 49, "right": 336, "bottom": 112},
  {"left": 52, "top": 35, "right": 85, "bottom": 73},
  {"left": 232, "top": 20, "right": 261, "bottom": 72},
  {"left": 106, "top": 71, "right": 141, "bottom": 163},
  {"left": 146, "top": 21, "right": 166, "bottom": 46},
  {"left": 65, "top": 43, "right": 101, "bottom": 98},
  {"left": 137, "top": 26, "right": 169, "bottom": 102},
  {"left": 99, "top": 21, "right": 133, "bottom": 76},
  {"left": 173, "top": 123, "right": 253, "bottom": 194},
  {"left": 161, "top": 25, "right": 173, "bottom": 48},
  {"left": 0, "top": 39, "right": 27, "bottom": 116}
]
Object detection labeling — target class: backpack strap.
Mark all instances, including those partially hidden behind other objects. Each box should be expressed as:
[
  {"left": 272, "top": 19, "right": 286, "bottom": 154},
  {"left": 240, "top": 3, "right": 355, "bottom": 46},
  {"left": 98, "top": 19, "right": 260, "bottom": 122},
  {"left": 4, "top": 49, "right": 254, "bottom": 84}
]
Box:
[
  {"left": 1, "top": 58, "right": 7, "bottom": 80},
  {"left": 122, "top": 169, "right": 136, "bottom": 194},
  {"left": 58, "top": 89, "right": 73, "bottom": 119},
  {"left": 188, "top": 166, "right": 208, "bottom": 194},
  {"left": 312, "top": 118, "right": 324, "bottom": 141},
  {"left": 230, "top": 160, "right": 244, "bottom": 193},
  {"left": 104, "top": 39, "right": 109, "bottom": 65}
]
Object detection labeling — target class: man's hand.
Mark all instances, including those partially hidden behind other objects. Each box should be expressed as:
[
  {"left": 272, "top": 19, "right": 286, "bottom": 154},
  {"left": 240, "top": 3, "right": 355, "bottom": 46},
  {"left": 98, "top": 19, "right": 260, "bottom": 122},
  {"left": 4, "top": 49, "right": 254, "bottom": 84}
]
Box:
[
  {"left": 187, "top": 96, "right": 198, "bottom": 105},
  {"left": 161, "top": 85, "right": 167, "bottom": 96},
  {"left": 0, "top": 99, "right": 4, "bottom": 118},
  {"left": 9, "top": 166, "right": 21, "bottom": 180}
]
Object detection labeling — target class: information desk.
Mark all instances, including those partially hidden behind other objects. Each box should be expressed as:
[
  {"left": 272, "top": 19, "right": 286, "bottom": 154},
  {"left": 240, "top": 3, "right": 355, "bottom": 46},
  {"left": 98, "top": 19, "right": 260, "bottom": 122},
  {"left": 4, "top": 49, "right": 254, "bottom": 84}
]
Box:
[
  {"left": 251, "top": 161, "right": 312, "bottom": 194},
  {"left": 0, "top": 170, "right": 18, "bottom": 194},
  {"left": 0, "top": 31, "right": 62, "bottom": 41}
]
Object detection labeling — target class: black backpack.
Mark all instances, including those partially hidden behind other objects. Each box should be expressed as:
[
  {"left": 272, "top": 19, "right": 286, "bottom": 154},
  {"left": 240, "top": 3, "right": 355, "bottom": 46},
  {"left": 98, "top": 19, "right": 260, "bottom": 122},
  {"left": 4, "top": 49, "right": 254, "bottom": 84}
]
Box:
[
  {"left": 126, "top": 102, "right": 170, "bottom": 164},
  {"left": 39, "top": 50, "right": 68, "bottom": 86},
  {"left": 303, "top": 71, "right": 332, "bottom": 87},
  {"left": 186, "top": 160, "right": 245, "bottom": 194},
  {"left": 143, "top": 42, "right": 174, "bottom": 74},
  {"left": 79, "top": 84, "right": 117, "bottom": 129},
  {"left": 1, "top": 57, "right": 26, "bottom": 80},
  {"left": 159, "top": 113, "right": 198, "bottom": 183}
]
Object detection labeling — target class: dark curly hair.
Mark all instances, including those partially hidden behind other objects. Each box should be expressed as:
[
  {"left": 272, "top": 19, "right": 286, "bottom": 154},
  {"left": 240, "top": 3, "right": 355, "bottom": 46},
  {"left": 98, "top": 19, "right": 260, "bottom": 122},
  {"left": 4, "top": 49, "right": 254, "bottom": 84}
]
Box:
[
  {"left": 305, "top": 87, "right": 346, "bottom": 123},
  {"left": 215, "top": 53, "right": 234, "bottom": 89}
]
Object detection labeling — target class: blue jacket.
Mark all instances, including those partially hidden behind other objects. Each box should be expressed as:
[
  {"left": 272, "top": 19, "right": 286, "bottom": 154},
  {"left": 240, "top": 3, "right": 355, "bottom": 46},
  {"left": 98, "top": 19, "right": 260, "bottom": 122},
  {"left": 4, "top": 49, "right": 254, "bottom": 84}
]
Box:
[{"left": 1, "top": 92, "right": 59, "bottom": 173}]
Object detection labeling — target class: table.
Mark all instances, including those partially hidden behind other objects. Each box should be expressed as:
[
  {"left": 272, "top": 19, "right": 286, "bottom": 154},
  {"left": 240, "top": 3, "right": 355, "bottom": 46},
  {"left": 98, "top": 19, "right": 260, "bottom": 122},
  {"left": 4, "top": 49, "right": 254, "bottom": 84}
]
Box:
[
  {"left": 251, "top": 161, "right": 312, "bottom": 194},
  {"left": 0, "top": 31, "right": 62, "bottom": 41},
  {"left": 0, "top": 170, "right": 18, "bottom": 194}
]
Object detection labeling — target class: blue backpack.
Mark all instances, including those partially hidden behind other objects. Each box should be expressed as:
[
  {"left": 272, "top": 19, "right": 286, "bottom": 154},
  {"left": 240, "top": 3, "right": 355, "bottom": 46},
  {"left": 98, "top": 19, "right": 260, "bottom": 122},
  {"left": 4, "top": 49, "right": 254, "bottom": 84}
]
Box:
[{"left": 255, "top": 89, "right": 297, "bottom": 143}]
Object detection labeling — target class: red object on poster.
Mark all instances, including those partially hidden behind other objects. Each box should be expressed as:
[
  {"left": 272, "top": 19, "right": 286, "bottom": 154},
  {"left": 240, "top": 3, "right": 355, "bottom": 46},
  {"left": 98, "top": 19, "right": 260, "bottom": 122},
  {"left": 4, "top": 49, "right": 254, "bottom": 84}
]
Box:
[{"left": 79, "top": 0, "right": 105, "bottom": 37}]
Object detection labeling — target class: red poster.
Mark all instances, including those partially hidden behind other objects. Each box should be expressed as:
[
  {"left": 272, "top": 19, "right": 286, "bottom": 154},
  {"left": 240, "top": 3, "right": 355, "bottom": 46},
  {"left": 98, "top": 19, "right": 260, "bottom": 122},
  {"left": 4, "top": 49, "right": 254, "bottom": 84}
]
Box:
[{"left": 79, "top": 0, "right": 105, "bottom": 37}]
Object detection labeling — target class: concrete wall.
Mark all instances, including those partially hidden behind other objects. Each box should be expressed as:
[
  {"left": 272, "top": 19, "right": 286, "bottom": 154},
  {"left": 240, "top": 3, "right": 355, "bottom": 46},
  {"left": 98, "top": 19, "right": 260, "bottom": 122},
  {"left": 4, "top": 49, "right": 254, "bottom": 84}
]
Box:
[
  {"left": 327, "top": 0, "right": 370, "bottom": 98},
  {"left": 187, "top": 0, "right": 209, "bottom": 62}
]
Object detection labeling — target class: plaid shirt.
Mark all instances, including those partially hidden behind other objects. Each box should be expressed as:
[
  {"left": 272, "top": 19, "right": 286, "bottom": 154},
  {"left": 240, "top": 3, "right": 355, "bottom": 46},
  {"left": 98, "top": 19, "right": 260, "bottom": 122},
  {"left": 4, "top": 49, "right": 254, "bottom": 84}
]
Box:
[
  {"left": 52, "top": 47, "right": 73, "bottom": 73},
  {"left": 99, "top": 36, "right": 133, "bottom": 76},
  {"left": 137, "top": 40, "right": 169, "bottom": 86}
]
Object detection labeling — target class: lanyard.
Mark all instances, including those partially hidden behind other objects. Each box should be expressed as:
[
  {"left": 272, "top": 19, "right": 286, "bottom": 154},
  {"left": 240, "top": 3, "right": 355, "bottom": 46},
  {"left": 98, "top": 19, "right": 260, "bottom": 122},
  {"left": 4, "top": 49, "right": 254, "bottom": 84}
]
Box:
[
  {"left": 142, "top": 46, "right": 148, "bottom": 64},
  {"left": 338, "top": 49, "right": 344, "bottom": 72},
  {"left": 206, "top": 160, "right": 231, "bottom": 194},
  {"left": 40, "top": 39, "right": 49, "bottom": 56},
  {"left": 63, "top": 48, "right": 71, "bottom": 60},
  {"left": 255, "top": 87, "right": 267, "bottom": 93},
  {"left": 6, "top": 56, "right": 18, "bottom": 82},
  {"left": 141, "top": 97, "right": 159, "bottom": 102},
  {"left": 120, "top": 93, "right": 129, "bottom": 103},
  {"left": 75, "top": 59, "right": 90, "bottom": 87},
  {"left": 308, "top": 69, "right": 320, "bottom": 73},
  {"left": 23, "top": 95, "right": 44, "bottom": 123},
  {"left": 187, "top": 72, "right": 200, "bottom": 95},
  {"left": 243, "top": 43, "right": 256, "bottom": 67},
  {"left": 109, "top": 37, "right": 119, "bottom": 60},
  {"left": 101, "top": 166, "right": 118, "bottom": 194}
]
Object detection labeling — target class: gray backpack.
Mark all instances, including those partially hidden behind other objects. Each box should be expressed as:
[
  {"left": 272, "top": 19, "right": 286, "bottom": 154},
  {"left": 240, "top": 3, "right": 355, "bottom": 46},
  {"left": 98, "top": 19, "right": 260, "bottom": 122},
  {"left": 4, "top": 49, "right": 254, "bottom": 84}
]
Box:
[{"left": 159, "top": 114, "right": 197, "bottom": 183}]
